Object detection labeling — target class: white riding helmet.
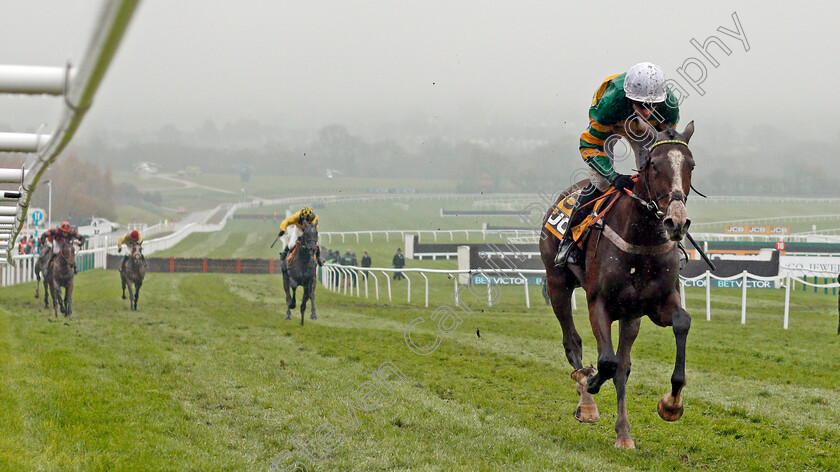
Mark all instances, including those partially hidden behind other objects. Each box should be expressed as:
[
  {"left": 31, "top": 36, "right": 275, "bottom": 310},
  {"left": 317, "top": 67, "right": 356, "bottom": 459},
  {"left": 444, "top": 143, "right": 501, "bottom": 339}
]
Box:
[{"left": 624, "top": 62, "right": 667, "bottom": 104}]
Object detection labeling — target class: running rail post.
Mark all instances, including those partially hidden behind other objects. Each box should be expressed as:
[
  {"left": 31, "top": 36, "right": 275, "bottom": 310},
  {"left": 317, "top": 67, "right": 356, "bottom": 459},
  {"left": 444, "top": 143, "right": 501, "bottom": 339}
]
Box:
[
  {"left": 381, "top": 271, "right": 392, "bottom": 302},
  {"left": 420, "top": 272, "right": 429, "bottom": 308},
  {"left": 741, "top": 270, "right": 748, "bottom": 325},
  {"left": 516, "top": 272, "right": 530, "bottom": 309},
  {"left": 361, "top": 269, "right": 369, "bottom": 298},
  {"left": 368, "top": 270, "right": 379, "bottom": 300},
  {"left": 783, "top": 272, "right": 791, "bottom": 330},
  {"left": 705, "top": 271, "right": 711, "bottom": 321}
]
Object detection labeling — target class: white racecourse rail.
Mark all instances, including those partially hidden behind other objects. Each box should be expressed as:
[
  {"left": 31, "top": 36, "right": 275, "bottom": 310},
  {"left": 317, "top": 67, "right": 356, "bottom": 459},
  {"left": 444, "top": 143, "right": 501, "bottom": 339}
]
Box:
[{"left": 320, "top": 263, "right": 838, "bottom": 330}]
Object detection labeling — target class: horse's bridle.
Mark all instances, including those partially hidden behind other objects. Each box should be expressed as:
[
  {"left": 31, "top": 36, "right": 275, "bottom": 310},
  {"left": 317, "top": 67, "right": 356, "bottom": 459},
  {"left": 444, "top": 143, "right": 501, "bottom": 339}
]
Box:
[{"left": 626, "top": 139, "right": 690, "bottom": 220}]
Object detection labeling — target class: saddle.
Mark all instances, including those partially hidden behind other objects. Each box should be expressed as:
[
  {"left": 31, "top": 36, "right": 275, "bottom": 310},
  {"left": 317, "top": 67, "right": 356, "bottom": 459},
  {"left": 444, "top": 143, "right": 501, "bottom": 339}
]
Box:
[
  {"left": 285, "top": 243, "right": 300, "bottom": 265},
  {"left": 544, "top": 186, "right": 624, "bottom": 250}
]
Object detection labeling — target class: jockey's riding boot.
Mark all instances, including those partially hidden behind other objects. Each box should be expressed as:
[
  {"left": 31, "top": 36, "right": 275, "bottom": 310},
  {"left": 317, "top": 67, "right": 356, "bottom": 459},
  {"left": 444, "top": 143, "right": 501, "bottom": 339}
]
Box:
[
  {"left": 280, "top": 247, "right": 289, "bottom": 262},
  {"left": 554, "top": 185, "right": 600, "bottom": 266},
  {"left": 554, "top": 236, "right": 578, "bottom": 266}
]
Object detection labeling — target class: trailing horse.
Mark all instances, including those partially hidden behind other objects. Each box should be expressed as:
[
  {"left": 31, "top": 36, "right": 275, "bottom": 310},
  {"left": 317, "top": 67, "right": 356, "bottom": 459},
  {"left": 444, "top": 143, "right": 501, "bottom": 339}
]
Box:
[
  {"left": 540, "top": 121, "right": 696, "bottom": 449},
  {"left": 34, "top": 242, "right": 52, "bottom": 308},
  {"left": 48, "top": 240, "right": 78, "bottom": 319},
  {"left": 281, "top": 221, "right": 318, "bottom": 325},
  {"left": 121, "top": 242, "right": 146, "bottom": 311}
]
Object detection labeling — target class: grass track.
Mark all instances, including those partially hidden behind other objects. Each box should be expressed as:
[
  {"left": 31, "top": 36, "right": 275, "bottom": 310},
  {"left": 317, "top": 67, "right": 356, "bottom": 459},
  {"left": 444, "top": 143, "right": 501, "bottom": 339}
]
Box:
[{"left": 0, "top": 270, "right": 838, "bottom": 471}]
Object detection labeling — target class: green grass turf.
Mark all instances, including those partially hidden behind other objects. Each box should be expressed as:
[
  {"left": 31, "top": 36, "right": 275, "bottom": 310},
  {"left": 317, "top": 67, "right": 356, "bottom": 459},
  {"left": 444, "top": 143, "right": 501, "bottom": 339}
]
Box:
[{"left": 0, "top": 270, "right": 837, "bottom": 471}]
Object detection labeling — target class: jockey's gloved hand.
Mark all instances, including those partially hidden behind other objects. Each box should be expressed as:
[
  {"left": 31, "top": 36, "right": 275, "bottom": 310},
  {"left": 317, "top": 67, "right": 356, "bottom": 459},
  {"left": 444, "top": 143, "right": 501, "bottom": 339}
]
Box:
[
  {"left": 611, "top": 174, "right": 635, "bottom": 192},
  {"left": 118, "top": 247, "right": 122, "bottom": 253},
  {"left": 278, "top": 230, "right": 285, "bottom": 237}
]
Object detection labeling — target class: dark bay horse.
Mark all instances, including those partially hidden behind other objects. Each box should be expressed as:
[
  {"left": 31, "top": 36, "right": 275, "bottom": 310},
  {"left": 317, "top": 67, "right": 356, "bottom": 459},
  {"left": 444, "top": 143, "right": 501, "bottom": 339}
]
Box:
[
  {"left": 540, "top": 121, "right": 696, "bottom": 449},
  {"left": 34, "top": 242, "right": 52, "bottom": 307},
  {"left": 121, "top": 242, "right": 146, "bottom": 311},
  {"left": 48, "top": 241, "right": 78, "bottom": 319},
  {"left": 281, "top": 222, "right": 318, "bottom": 325}
]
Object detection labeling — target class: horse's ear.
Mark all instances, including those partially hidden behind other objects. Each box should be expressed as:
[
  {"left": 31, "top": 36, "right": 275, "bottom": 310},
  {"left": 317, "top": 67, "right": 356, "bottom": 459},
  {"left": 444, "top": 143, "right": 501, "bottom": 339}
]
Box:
[{"left": 682, "top": 121, "right": 695, "bottom": 143}]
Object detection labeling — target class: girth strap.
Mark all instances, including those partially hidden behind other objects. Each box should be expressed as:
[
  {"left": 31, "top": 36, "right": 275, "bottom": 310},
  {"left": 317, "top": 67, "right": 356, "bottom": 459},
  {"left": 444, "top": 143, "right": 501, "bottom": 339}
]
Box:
[{"left": 602, "top": 225, "right": 677, "bottom": 256}]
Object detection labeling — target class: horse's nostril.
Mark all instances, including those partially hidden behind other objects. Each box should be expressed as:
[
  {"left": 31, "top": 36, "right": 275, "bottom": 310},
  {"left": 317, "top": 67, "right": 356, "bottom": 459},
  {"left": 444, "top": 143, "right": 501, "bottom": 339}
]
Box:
[{"left": 663, "top": 218, "right": 676, "bottom": 231}]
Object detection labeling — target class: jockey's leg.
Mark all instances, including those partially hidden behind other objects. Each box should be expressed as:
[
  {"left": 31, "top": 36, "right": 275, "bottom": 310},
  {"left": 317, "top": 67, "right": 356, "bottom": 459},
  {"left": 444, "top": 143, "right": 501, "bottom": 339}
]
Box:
[
  {"left": 281, "top": 226, "right": 301, "bottom": 261},
  {"left": 555, "top": 172, "right": 609, "bottom": 266},
  {"left": 120, "top": 254, "right": 128, "bottom": 272},
  {"left": 315, "top": 245, "right": 324, "bottom": 266}
]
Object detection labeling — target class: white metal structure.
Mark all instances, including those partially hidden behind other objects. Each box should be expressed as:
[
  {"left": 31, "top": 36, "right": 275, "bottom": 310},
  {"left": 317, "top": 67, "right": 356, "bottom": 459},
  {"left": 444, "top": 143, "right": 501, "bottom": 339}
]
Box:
[
  {"left": 321, "top": 263, "right": 838, "bottom": 330},
  {"left": 0, "top": 1, "right": 139, "bottom": 264}
]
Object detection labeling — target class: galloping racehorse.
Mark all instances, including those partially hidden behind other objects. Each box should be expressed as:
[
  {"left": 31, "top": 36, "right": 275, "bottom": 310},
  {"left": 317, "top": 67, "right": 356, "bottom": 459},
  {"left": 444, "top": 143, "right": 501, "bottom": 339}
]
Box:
[
  {"left": 121, "top": 242, "right": 146, "bottom": 311},
  {"left": 540, "top": 121, "right": 696, "bottom": 449},
  {"left": 281, "top": 221, "right": 318, "bottom": 325},
  {"left": 48, "top": 240, "right": 78, "bottom": 319},
  {"left": 34, "top": 242, "right": 52, "bottom": 307}
]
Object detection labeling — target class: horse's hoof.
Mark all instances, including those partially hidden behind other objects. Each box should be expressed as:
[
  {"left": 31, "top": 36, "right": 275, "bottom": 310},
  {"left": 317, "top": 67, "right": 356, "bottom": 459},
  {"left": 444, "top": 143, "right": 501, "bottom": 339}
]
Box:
[
  {"left": 657, "top": 393, "right": 684, "bottom": 421},
  {"left": 614, "top": 437, "right": 635, "bottom": 449},
  {"left": 310, "top": 314, "right": 318, "bottom": 320},
  {"left": 284, "top": 314, "right": 291, "bottom": 320},
  {"left": 574, "top": 404, "right": 600, "bottom": 423},
  {"left": 122, "top": 295, "right": 126, "bottom": 300}
]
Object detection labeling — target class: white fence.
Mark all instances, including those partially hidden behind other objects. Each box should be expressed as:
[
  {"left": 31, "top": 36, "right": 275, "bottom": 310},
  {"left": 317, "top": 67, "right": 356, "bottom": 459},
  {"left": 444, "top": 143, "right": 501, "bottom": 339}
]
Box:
[
  {"left": 0, "top": 1, "right": 139, "bottom": 264},
  {"left": 320, "top": 264, "right": 553, "bottom": 310},
  {"left": 321, "top": 263, "right": 838, "bottom": 330}
]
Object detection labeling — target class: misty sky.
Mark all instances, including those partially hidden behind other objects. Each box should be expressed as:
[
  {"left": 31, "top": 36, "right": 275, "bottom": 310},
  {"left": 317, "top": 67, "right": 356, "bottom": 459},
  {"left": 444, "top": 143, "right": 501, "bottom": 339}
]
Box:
[{"left": 1, "top": 1, "right": 838, "bottom": 147}]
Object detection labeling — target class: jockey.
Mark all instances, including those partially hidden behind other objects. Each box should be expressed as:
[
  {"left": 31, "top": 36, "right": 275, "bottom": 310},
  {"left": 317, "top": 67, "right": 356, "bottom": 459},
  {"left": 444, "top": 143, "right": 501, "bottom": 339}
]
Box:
[
  {"left": 277, "top": 206, "right": 324, "bottom": 266},
  {"left": 555, "top": 62, "right": 680, "bottom": 266},
  {"left": 117, "top": 230, "right": 143, "bottom": 272},
  {"left": 39, "top": 221, "right": 86, "bottom": 273}
]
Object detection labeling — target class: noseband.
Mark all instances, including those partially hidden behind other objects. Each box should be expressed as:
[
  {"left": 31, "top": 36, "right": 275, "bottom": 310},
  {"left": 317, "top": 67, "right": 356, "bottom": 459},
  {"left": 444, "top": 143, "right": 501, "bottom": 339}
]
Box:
[{"left": 628, "top": 139, "right": 690, "bottom": 219}]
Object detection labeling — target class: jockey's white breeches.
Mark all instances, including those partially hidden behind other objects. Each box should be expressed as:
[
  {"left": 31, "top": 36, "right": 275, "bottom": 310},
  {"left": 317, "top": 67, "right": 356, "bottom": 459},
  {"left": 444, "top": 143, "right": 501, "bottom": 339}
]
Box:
[
  {"left": 52, "top": 240, "right": 63, "bottom": 255},
  {"left": 285, "top": 225, "right": 302, "bottom": 250}
]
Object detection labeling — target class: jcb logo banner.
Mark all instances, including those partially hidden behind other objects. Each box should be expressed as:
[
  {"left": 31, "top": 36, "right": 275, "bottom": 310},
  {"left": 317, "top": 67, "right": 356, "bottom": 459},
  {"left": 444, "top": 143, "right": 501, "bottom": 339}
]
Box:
[{"left": 725, "top": 225, "right": 789, "bottom": 235}]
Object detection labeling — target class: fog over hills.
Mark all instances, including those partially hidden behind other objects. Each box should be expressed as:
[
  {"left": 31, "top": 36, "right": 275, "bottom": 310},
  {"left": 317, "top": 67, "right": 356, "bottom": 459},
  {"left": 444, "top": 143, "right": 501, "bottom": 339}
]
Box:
[{"left": 0, "top": 1, "right": 837, "bottom": 194}]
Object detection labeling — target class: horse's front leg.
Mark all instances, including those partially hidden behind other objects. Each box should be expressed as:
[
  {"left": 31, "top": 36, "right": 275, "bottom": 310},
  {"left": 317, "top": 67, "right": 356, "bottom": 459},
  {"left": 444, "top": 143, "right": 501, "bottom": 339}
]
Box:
[
  {"left": 586, "top": 298, "right": 617, "bottom": 395},
  {"left": 658, "top": 305, "right": 691, "bottom": 421},
  {"left": 51, "top": 281, "right": 63, "bottom": 318},
  {"left": 35, "top": 273, "right": 40, "bottom": 298},
  {"left": 300, "top": 283, "right": 308, "bottom": 326},
  {"left": 613, "top": 318, "right": 640, "bottom": 449},
  {"left": 308, "top": 280, "right": 317, "bottom": 320},
  {"left": 134, "top": 281, "right": 142, "bottom": 311},
  {"left": 65, "top": 280, "right": 74, "bottom": 318},
  {"left": 285, "top": 284, "right": 295, "bottom": 320},
  {"left": 43, "top": 277, "right": 50, "bottom": 308},
  {"left": 121, "top": 272, "right": 127, "bottom": 300}
]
